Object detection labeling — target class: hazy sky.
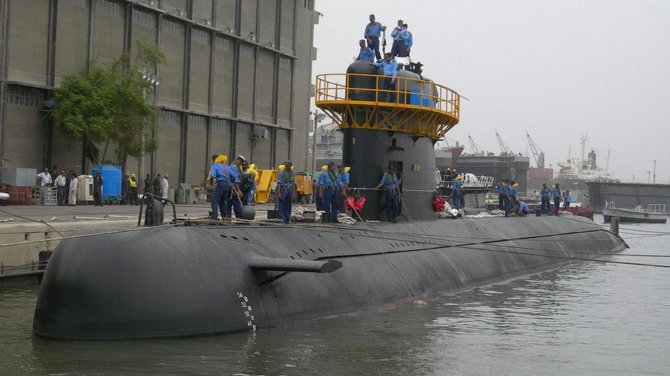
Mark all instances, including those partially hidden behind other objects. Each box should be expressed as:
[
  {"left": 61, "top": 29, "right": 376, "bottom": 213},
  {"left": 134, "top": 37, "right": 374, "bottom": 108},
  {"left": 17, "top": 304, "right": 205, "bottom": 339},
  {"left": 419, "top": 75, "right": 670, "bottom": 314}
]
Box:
[{"left": 312, "top": 0, "right": 670, "bottom": 182}]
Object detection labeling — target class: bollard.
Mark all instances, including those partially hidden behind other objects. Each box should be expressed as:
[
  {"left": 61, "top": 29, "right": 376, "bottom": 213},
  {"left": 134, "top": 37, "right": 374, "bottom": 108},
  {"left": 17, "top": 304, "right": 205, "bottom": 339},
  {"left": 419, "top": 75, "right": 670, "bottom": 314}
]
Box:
[{"left": 610, "top": 216, "right": 620, "bottom": 235}]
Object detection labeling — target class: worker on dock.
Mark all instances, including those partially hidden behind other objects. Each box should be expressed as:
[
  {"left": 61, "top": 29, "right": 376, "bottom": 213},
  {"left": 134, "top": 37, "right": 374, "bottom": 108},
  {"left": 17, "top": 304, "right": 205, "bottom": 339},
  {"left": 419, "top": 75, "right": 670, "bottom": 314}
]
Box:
[
  {"left": 129, "top": 173, "right": 138, "bottom": 205},
  {"left": 209, "top": 155, "right": 233, "bottom": 221},
  {"left": 93, "top": 172, "right": 103, "bottom": 207},
  {"left": 373, "top": 52, "right": 398, "bottom": 102},
  {"left": 277, "top": 161, "right": 296, "bottom": 224},
  {"left": 319, "top": 162, "right": 341, "bottom": 223},
  {"left": 551, "top": 183, "right": 562, "bottom": 215},
  {"left": 376, "top": 165, "right": 401, "bottom": 222},
  {"left": 355, "top": 39, "right": 375, "bottom": 62},
  {"left": 364, "top": 14, "right": 385, "bottom": 61},
  {"left": 540, "top": 183, "right": 551, "bottom": 215}
]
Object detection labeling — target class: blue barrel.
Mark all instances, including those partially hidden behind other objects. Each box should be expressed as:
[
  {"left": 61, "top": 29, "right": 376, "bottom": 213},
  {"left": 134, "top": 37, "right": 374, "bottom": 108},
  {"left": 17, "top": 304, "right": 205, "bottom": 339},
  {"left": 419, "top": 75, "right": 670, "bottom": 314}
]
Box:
[{"left": 92, "top": 164, "right": 121, "bottom": 201}]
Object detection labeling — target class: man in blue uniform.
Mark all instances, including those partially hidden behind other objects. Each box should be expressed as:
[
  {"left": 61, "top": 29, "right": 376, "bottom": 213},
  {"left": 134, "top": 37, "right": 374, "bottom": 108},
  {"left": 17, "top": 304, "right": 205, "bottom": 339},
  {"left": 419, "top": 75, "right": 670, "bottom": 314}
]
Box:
[
  {"left": 364, "top": 14, "right": 385, "bottom": 61},
  {"left": 373, "top": 53, "right": 398, "bottom": 102},
  {"left": 397, "top": 24, "right": 413, "bottom": 58},
  {"left": 540, "top": 183, "right": 551, "bottom": 214},
  {"left": 516, "top": 200, "right": 529, "bottom": 216},
  {"left": 209, "top": 155, "right": 233, "bottom": 221},
  {"left": 390, "top": 19, "right": 404, "bottom": 58},
  {"left": 337, "top": 164, "right": 350, "bottom": 213},
  {"left": 277, "top": 161, "right": 295, "bottom": 223},
  {"left": 375, "top": 165, "right": 400, "bottom": 222},
  {"left": 452, "top": 175, "right": 462, "bottom": 210},
  {"left": 551, "top": 183, "right": 562, "bottom": 215},
  {"left": 355, "top": 39, "right": 375, "bottom": 62},
  {"left": 318, "top": 162, "right": 341, "bottom": 223},
  {"left": 495, "top": 179, "right": 504, "bottom": 210},
  {"left": 502, "top": 180, "right": 512, "bottom": 217}
]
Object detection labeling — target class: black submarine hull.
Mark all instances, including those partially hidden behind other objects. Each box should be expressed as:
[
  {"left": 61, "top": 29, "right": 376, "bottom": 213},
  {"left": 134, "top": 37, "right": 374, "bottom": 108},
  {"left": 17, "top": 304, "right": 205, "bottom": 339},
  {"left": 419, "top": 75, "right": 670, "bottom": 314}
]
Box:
[{"left": 33, "top": 216, "right": 626, "bottom": 339}]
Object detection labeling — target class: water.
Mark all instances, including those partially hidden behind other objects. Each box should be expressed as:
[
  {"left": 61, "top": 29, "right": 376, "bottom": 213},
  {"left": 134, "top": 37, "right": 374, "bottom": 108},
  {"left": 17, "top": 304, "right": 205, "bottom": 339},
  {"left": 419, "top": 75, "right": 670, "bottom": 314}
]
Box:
[{"left": 2, "top": 220, "right": 669, "bottom": 375}]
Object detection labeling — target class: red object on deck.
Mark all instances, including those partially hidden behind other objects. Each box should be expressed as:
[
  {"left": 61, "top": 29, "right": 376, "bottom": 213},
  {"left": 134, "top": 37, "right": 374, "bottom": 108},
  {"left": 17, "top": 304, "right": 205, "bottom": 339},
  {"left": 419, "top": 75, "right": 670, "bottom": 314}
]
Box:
[{"left": 433, "top": 196, "right": 446, "bottom": 212}]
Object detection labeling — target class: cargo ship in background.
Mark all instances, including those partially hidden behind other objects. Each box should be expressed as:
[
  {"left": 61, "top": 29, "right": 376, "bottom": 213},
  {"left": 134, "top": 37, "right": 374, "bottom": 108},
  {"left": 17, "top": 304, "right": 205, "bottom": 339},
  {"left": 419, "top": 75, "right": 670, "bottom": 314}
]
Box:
[{"left": 554, "top": 136, "right": 618, "bottom": 203}]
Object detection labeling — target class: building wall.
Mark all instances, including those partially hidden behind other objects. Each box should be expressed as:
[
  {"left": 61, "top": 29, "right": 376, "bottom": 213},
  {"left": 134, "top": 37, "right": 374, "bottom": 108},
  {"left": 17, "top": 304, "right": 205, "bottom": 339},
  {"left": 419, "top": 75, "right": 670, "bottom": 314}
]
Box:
[{"left": 0, "top": 0, "right": 318, "bottom": 187}]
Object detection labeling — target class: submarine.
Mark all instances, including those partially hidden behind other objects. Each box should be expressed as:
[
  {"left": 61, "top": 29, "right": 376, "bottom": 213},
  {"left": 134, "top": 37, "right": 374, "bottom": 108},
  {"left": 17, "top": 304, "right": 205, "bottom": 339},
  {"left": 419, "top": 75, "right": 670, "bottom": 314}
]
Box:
[{"left": 33, "top": 61, "right": 627, "bottom": 339}]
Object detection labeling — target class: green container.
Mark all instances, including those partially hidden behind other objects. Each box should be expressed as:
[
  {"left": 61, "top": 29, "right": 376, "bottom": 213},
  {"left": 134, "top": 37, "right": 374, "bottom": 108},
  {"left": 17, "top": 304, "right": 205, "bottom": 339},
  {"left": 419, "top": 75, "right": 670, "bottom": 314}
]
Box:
[{"left": 174, "top": 186, "right": 186, "bottom": 204}]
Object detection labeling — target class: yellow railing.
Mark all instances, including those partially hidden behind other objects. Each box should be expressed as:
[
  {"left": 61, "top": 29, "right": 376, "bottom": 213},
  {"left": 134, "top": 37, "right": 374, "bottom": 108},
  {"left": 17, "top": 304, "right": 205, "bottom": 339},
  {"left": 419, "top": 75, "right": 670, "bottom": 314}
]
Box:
[{"left": 315, "top": 73, "right": 460, "bottom": 120}]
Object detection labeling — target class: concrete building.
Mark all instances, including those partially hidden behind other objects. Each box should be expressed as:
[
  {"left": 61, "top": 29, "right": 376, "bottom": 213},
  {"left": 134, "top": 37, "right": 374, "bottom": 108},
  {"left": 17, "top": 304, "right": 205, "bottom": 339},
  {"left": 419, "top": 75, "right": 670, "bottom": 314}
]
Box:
[{"left": 0, "top": 0, "right": 318, "bottom": 186}]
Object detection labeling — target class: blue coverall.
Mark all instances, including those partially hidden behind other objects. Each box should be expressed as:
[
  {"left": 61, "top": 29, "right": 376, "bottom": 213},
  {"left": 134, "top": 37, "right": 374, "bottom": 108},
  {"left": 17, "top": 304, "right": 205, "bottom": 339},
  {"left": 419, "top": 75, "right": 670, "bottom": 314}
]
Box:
[
  {"left": 373, "top": 59, "right": 398, "bottom": 102},
  {"left": 226, "top": 164, "right": 242, "bottom": 218},
  {"left": 364, "top": 21, "right": 384, "bottom": 60},
  {"left": 540, "top": 187, "right": 551, "bottom": 214},
  {"left": 552, "top": 187, "right": 562, "bottom": 215},
  {"left": 502, "top": 184, "right": 512, "bottom": 217},
  {"left": 277, "top": 170, "right": 295, "bottom": 223},
  {"left": 209, "top": 163, "right": 233, "bottom": 220},
  {"left": 338, "top": 171, "right": 350, "bottom": 212},
  {"left": 318, "top": 170, "right": 341, "bottom": 223},
  {"left": 452, "top": 179, "right": 462, "bottom": 210},
  {"left": 379, "top": 172, "right": 400, "bottom": 222}
]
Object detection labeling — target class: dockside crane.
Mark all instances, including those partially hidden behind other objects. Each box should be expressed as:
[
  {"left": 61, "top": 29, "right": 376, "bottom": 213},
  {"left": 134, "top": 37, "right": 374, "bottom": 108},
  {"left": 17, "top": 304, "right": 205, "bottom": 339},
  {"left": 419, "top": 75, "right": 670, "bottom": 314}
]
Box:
[
  {"left": 495, "top": 129, "right": 511, "bottom": 156},
  {"left": 526, "top": 131, "right": 545, "bottom": 168},
  {"left": 467, "top": 133, "right": 482, "bottom": 155}
]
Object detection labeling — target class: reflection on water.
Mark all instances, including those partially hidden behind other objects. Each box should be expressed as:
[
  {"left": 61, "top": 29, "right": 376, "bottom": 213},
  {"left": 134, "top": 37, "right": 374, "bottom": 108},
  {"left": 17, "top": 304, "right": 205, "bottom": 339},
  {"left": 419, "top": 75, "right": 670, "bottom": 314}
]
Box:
[{"left": 1, "top": 223, "right": 669, "bottom": 375}]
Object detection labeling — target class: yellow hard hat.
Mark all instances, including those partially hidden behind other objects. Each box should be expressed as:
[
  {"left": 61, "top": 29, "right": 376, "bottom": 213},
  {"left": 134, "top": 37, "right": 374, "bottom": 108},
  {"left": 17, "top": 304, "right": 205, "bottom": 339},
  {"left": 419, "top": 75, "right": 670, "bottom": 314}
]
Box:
[
  {"left": 279, "top": 164, "right": 285, "bottom": 171},
  {"left": 456, "top": 175, "right": 462, "bottom": 180},
  {"left": 513, "top": 183, "right": 519, "bottom": 188},
  {"left": 131, "top": 173, "right": 136, "bottom": 178},
  {"left": 250, "top": 164, "right": 256, "bottom": 169},
  {"left": 215, "top": 155, "right": 227, "bottom": 163},
  {"left": 291, "top": 165, "right": 295, "bottom": 170},
  {"left": 321, "top": 165, "right": 328, "bottom": 171},
  {"left": 344, "top": 166, "right": 351, "bottom": 172}
]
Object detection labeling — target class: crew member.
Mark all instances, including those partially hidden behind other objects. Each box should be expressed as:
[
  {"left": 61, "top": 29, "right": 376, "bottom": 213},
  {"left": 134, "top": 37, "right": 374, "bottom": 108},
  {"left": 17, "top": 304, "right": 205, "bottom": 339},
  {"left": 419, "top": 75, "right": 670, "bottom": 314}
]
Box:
[
  {"left": 355, "top": 39, "right": 375, "bottom": 62},
  {"left": 398, "top": 23, "right": 412, "bottom": 58},
  {"left": 209, "top": 155, "right": 232, "bottom": 221},
  {"left": 452, "top": 175, "right": 462, "bottom": 210},
  {"left": 540, "top": 183, "right": 551, "bottom": 214},
  {"left": 242, "top": 163, "right": 258, "bottom": 205},
  {"left": 54, "top": 170, "right": 66, "bottom": 206},
  {"left": 516, "top": 200, "right": 529, "bottom": 216},
  {"left": 495, "top": 178, "right": 504, "bottom": 210},
  {"left": 390, "top": 19, "right": 404, "bottom": 58},
  {"left": 227, "top": 155, "right": 245, "bottom": 218},
  {"left": 364, "top": 14, "right": 385, "bottom": 61},
  {"left": 318, "top": 162, "right": 341, "bottom": 223},
  {"left": 552, "top": 183, "right": 562, "bottom": 215},
  {"left": 337, "top": 164, "right": 351, "bottom": 213},
  {"left": 129, "top": 173, "right": 139, "bottom": 205},
  {"left": 511, "top": 181, "right": 519, "bottom": 204},
  {"left": 564, "top": 190, "right": 572, "bottom": 211},
  {"left": 502, "top": 179, "right": 512, "bottom": 217},
  {"left": 373, "top": 53, "right": 398, "bottom": 102},
  {"left": 315, "top": 165, "right": 328, "bottom": 211},
  {"left": 277, "top": 161, "right": 296, "bottom": 224},
  {"left": 375, "top": 165, "right": 400, "bottom": 222}
]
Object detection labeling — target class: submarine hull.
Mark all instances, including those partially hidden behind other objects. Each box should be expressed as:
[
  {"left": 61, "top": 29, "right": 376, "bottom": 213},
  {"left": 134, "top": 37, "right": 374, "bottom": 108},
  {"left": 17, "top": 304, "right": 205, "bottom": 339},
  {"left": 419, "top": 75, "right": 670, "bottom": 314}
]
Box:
[{"left": 33, "top": 216, "right": 626, "bottom": 339}]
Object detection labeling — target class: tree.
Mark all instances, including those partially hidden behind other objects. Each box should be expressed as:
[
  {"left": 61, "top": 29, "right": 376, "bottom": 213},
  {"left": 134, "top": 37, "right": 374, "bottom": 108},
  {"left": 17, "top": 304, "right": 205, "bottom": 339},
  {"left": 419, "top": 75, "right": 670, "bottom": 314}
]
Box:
[{"left": 51, "top": 41, "right": 166, "bottom": 174}]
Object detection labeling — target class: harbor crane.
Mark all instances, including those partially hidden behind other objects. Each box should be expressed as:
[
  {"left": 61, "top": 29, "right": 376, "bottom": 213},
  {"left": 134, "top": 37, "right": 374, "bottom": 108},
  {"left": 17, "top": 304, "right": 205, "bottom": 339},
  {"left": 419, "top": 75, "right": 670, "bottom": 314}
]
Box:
[
  {"left": 467, "top": 133, "right": 481, "bottom": 155},
  {"left": 495, "top": 129, "right": 511, "bottom": 156},
  {"left": 526, "top": 131, "right": 545, "bottom": 168}
]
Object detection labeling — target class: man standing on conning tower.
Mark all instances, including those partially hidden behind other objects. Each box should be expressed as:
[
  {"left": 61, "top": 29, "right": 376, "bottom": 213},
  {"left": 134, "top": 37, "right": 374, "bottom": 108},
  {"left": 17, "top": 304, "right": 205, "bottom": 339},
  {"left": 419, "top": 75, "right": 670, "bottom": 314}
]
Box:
[{"left": 364, "top": 14, "right": 385, "bottom": 61}]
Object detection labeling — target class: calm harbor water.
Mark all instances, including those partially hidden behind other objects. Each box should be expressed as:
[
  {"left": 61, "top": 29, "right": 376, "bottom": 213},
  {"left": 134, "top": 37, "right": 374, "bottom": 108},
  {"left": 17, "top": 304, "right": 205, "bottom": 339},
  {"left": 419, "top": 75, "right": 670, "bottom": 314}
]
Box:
[{"left": 1, "top": 219, "right": 669, "bottom": 375}]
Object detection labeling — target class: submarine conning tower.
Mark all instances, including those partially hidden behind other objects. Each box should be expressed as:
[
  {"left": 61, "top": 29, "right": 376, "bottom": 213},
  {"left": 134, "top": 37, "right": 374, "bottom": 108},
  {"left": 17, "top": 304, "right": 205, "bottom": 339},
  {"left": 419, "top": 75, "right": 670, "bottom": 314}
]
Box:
[{"left": 315, "top": 61, "right": 461, "bottom": 221}]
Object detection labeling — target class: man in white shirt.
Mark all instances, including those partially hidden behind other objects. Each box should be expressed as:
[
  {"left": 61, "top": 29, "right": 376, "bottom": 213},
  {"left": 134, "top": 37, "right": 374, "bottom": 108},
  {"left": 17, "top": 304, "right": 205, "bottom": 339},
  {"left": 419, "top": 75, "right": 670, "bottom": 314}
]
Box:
[
  {"left": 54, "top": 170, "right": 67, "bottom": 205},
  {"left": 160, "top": 175, "right": 169, "bottom": 200},
  {"left": 37, "top": 168, "right": 52, "bottom": 187}
]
